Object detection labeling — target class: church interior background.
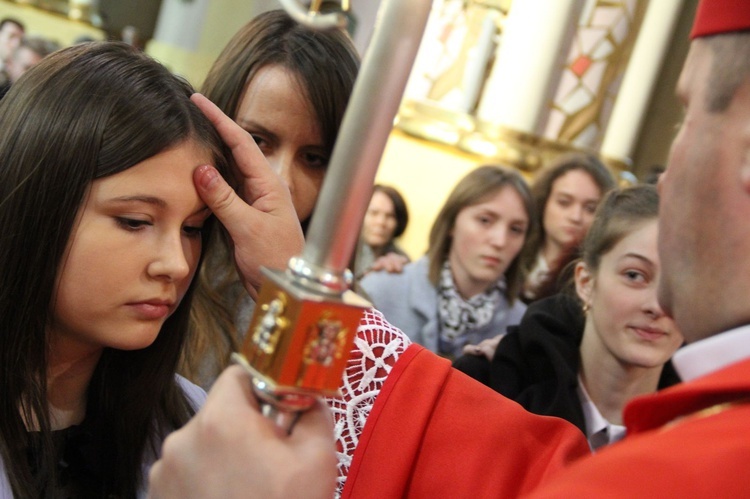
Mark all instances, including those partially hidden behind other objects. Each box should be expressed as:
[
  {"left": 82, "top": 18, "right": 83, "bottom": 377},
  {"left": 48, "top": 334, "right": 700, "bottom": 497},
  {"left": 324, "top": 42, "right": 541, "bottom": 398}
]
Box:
[{"left": 0, "top": 0, "right": 696, "bottom": 259}]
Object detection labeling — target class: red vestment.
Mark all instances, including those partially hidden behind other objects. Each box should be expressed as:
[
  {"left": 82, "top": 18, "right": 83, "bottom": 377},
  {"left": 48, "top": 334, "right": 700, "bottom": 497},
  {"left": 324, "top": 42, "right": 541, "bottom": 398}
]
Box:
[
  {"left": 527, "top": 358, "right": 750, "bottom": 497},
  {"left": 342, "top": 344, "right": 590, "bottom": 498}
]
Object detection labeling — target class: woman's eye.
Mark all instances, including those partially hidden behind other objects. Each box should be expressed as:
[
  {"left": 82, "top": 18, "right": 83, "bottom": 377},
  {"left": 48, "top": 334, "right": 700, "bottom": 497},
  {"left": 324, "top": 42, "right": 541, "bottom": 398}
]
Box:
[
  {"left": 624, "top": 270, "right": 646, "bottom": 283},
  {"left": 253, "top": 135, "right": 278, "bottom": 157},
  {"left": 511, "top": 225, "right": 526, "bottom": 235},
  {"left": 304, "top": 152, "right": 328, "bottom": 169},
  {"left": 116, "top": 217, "right": 150, "bottom": 231},
  {"left": 251, "top": 134, "right": 263, "bottom": 145}
]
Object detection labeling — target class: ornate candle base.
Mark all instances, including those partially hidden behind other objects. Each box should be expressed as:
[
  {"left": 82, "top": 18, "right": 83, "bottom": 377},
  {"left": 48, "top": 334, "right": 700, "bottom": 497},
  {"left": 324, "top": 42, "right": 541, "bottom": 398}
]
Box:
[{"left": 235, "top": 267, "right": 371, "bottom": 433}]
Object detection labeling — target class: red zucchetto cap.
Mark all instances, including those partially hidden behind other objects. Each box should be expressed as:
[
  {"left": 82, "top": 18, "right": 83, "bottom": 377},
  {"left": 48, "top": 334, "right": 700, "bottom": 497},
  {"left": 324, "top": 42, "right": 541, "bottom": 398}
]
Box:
[{"left": 691, "top": 0, "right": 750, "bottom": 38}]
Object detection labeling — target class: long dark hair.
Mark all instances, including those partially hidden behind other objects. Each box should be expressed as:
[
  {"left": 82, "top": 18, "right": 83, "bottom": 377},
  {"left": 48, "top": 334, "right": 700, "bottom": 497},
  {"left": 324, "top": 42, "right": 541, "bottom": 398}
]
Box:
[
  {"left": 0, "top": 42, "right": 228, "bottom": 497},
  {"left": 184, "top": 10, "right": 360, "bottom": 385}
]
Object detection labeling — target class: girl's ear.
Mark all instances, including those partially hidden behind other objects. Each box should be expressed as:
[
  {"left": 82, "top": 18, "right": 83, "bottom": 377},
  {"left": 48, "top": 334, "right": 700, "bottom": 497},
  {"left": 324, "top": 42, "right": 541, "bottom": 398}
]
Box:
[{"left": 574, "top": 261, "right": 594, "bottom": 309}]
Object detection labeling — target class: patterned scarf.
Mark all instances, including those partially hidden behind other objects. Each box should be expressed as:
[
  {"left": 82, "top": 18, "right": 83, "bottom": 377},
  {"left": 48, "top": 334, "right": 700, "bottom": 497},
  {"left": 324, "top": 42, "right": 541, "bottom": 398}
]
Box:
[{"left": 437, "top": 260, "right": 505, "bottom": 353}]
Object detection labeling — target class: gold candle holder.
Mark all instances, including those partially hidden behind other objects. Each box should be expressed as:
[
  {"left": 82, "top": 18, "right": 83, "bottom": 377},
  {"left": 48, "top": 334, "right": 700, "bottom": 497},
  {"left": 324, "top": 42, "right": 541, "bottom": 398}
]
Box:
[{"left": 233, "top": 267, "right": 370, "bottom": 429}]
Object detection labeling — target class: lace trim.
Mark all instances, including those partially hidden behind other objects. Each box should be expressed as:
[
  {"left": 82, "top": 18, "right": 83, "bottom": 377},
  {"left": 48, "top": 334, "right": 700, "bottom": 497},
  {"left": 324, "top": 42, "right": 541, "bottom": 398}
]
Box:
[{"left": 324, "top": 308, "right": 411, "bottom": 498}]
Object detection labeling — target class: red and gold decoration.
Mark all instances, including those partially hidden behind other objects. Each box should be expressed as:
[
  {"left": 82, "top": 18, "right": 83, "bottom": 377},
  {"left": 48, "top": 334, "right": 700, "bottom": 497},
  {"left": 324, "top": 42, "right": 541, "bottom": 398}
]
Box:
[{"left": 237, "top": 270, "right": 369, "bottom": 402}]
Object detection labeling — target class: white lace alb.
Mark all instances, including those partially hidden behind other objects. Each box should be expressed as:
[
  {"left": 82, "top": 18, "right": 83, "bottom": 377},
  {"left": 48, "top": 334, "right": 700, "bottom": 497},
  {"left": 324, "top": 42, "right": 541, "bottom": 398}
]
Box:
[{"left": 323, "top": 308, "right": 411, "bottom": 498}]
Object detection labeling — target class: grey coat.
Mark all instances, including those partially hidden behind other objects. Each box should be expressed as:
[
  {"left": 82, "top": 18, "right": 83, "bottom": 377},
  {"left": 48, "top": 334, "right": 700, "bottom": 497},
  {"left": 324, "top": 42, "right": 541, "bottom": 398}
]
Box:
[{"left": 360, "top": 257, "right": 526, "bottom": 357}]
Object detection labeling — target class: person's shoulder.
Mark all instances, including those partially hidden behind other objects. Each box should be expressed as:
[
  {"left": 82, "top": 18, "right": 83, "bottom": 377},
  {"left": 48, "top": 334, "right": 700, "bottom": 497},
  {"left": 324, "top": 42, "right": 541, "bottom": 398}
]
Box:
[
  {"left": 361, "top": 256, "right": 424, "bottom": 287},
  {"left": 508, "top": 297, "right": 527, "bottom": 318},
  {"left": 388, "top": 242, "right": 411, "bottom": 260},
  {"left": 176, "top": 374, "right": 208, "bottom": 410},
  {"left": 518, "top": 294, "right": 584, "bottom": 341}
]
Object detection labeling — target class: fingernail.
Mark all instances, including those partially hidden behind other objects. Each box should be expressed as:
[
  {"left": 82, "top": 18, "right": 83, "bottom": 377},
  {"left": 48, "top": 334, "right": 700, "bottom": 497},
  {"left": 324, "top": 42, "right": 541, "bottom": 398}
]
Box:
[{"left": 196, "top": 165, "right": 219, "bottom": 189}]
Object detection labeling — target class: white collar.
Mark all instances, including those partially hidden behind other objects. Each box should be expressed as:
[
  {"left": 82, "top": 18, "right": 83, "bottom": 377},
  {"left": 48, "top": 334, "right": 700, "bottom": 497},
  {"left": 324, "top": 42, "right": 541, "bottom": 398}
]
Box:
[
  {"left": 672, "top": 324, "right": 750, "bottom": 382},
  {"left": 577, "top": 377, "right": 626, "bottom": 450}
]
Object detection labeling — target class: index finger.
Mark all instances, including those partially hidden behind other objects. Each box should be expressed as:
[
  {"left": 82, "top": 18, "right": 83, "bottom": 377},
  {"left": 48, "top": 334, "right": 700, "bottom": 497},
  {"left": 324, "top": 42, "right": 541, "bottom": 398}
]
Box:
[
  {"left": 190, "top": 92, "right": 286, "bottom": 207},
  {"left": 190, "top": 93, "right": 268, "bottom": 172},
  {"left": 190, "top": 93, "right": 251, "bottom": 149}
]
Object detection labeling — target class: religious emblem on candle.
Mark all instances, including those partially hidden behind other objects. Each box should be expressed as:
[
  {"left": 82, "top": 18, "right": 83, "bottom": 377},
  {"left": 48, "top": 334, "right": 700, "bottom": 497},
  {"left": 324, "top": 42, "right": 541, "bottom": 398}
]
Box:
[
  {"left": 251, "top": 293, "right": 289, "bottom": 355},
  {"left": 304, "top": 312, "right": 347, "bottom": 367}
]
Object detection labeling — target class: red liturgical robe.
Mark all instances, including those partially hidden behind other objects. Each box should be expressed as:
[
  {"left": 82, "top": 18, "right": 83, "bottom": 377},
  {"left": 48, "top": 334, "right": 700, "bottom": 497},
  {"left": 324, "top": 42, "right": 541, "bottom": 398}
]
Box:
[
  {"left": 342, "top": 344, "right": 590, "bottom": 498},
  {"left": 527, "top": 358, "right": 750, "bottom": 497}
]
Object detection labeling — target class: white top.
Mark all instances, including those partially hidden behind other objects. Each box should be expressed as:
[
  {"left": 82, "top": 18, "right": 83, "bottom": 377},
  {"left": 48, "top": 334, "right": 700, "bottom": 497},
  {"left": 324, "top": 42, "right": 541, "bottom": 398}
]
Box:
[
  {"left": 577, "top": 376, "right": 626, "bottom": 452},
  {"left": 672, "top": 324, "right": 750, "bottom": 382}
]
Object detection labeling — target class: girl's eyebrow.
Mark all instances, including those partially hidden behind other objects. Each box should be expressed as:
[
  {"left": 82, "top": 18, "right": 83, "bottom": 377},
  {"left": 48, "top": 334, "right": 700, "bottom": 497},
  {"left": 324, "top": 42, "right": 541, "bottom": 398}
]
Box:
[
  {"left": 106, "top": 196, "right": 210, "bottom": 216},
  {"left": 107, "top": 195, "right": 166, "bottom": 208},
  {"left": 619, "top": 253, "right": 655, "bottom": 268}
]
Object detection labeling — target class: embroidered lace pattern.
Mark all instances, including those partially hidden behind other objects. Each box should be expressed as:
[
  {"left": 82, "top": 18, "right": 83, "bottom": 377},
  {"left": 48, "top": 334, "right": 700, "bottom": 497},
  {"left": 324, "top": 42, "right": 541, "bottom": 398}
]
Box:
[{"left": 324, "top": 308, "right": 411, "bottom": 497}]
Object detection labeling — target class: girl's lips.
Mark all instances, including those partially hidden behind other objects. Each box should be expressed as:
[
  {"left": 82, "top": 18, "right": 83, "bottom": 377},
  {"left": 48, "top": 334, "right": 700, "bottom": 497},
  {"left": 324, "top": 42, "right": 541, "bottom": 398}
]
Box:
[
  {"left": 631, "top": 326, "right": 667, "bottom": 341},
  {"left": 481, "top": 256, "right": 502, "bottom": 267},
  {"left": 127, "top": 302, "right": 171, "bottom": 320}
]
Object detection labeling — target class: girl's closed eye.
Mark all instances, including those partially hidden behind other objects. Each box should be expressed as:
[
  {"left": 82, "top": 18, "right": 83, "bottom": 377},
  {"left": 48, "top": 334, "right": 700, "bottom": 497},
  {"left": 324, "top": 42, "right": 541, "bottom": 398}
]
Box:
[
  {"left": 183, "top": 224, "right": 205, "bottom": 238},
  {"left": 116, "top": 217, "right": 151, "bottom": 231}
]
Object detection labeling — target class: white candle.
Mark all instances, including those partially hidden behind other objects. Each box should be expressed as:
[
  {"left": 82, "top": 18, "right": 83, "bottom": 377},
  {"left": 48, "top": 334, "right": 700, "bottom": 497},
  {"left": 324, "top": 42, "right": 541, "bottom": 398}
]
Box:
[
  {"left": 477, "top": 0, "right": 583, "bottom": 134},
  {"left": 460, "top": 13, "right": 496, "bottom": 113},
  {"left": 600, "top": 0, "right": 685, "bottom": 160}
]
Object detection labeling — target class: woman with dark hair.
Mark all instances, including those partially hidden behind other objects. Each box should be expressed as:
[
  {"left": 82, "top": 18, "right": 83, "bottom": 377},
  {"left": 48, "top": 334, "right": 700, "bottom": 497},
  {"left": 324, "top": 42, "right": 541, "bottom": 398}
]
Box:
[
  {"left": 185, "top": 10, "right": 361, "bottom": 387},
  {"left": 361, "top": 166, "right": 534, "bottom": 359},
  {"left": 354, "top": 184, "right": 411, "bottom": 278},
  {"left": 455, "top": 185, "right": 683, "bottom": 450},
  {"left": 0, "top": 41, "right": 235, "bottom": 497},
  {"left": 201, "top": 9, "right": 358, "bottom": 228},
  {"left": 520, "top": 152, "right": 616, "bottom": 302},
  {"left": 0, "top": 37, "right": 316, "bottom": 497},
  {"left": 183, "top": 12, "right": 408, "bottom": 494}
]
